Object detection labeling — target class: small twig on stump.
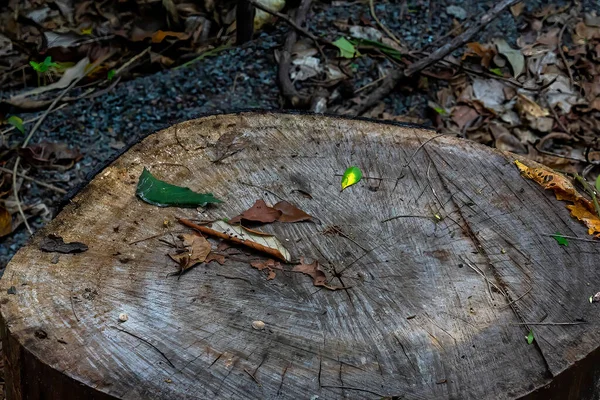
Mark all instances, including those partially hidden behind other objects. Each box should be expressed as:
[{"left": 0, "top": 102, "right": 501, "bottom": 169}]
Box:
[
  {"left": 236, "top": 0, "right": 256, "bottom": 45},
  {"left": 277, "top": 0, "right": 314, "bottom": 107},
  {"left": 347, "top": 0, "right": 519, "bottom": 115}
]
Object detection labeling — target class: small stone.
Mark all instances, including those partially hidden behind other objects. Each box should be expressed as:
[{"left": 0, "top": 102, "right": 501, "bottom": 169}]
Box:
[
  {"left": 7, "top": 286, "right": 16, "bottom": 295},
  {"left": 446, "top": 5, "right": 467, "bottom": 20},
  {"left": 118, "top": 313, "right": 128, "bottom": 323},
  {"left": 252, "top": 320, "right": 265, "bottom": 330}
]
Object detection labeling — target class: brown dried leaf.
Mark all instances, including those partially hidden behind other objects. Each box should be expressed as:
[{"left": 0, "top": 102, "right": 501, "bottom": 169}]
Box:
[
  {"left": 273, "top": 201, "right": 313, "bottom": 222},
  {"left": 292, "top": 257, "right": 344, "bottom": 290},
  {"left": 250, "top": 259, "right": 283, "bottom": 280},
  {"left": 510, "top": 2, "right": 525, "bottom": 17},
  {"left": 205, "top": 252, "right": 226, "bottom": 265},
  {"left": 39, "top": 234, "right": 88, "bottom": 253},
  {"left": 464, "top": 42, "right": 496, "bottom": 68},
  {"left": 19, "top": 142, "right": 82, "bottom": 166},
  {"left": 516, "top": 94, "right": 550, "bottom": 118},
  {"left": 451, "top": 106, "right": 479, "bottom": 130},
  {"left": 169, "top": 233, "right": 211, "bottom": 271},
  {"left": 229, "top": 199, "right": 282, "bottom": 224},
  {"left": 0, "top": 206, "right": 12, "bottom": 237}
]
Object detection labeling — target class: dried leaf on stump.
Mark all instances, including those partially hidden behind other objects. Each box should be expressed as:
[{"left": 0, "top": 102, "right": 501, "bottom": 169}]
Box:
[
  {"left": 178, "top": 218, "right": 292, "bottom": 262},
  {"left": 515, "top": 160, "right": 600, "bottom": 237},
  {"left": 229, "top": 199, "right": 282, "bottom": 224},
  {"left": 292, "top": 257, "right": 344, "bottom": 290},
  {"left": 251, "top": 259, "right": 283, "bottom": 280},
  {"left": 169, "top": 233, "right": 211, "bottom": 272},
  {"left": 205, "top": 252, "right": 226, "bottom": 265},
  {"left": 39, "top": 234, "right": 88, "bottom": 253},
  {"left": 273, "top": 201, "right": 313, "bottom": 222}
]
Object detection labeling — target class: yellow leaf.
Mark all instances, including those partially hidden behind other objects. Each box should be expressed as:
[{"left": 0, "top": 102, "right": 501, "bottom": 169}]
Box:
[
  {"left": 341, "top": 166, "right": 363, "bottom": 191},
  {"left": 0, "top": 206, "right": 12, "bottom": 237}
]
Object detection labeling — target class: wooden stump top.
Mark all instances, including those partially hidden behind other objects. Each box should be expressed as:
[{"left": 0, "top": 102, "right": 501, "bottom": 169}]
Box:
[{"left": 2, "top": 112, "right": 600, "bottom": 399}]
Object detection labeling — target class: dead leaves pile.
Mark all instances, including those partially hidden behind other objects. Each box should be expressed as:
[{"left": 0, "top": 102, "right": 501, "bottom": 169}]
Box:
[
  {"left": 171, "top": 198, "right": 343, "bottom": 290},
  {"left": 432, "top": 4, "right": 600, "bottom": 176}
]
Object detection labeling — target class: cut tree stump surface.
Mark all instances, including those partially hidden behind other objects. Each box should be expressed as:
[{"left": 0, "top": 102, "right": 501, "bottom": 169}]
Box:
[{"left": 1, "top": 112, "right": 599, "bottom": 399}]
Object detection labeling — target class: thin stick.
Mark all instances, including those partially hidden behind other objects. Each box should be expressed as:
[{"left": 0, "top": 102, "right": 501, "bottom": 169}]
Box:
[
  {"left": 381, "top": 214, "right": 432, "bottom": 223},
  {"left": 558, "top": 23, "right": 574, "bottom": 87},
  {"left": 369, "top": 0, "right": 402, "bottom": 46},
  {"left": 247, "top": 0, "right": 330, "bottom": 63},
  {"left": 499, "top": 286, "right": 532, "bottom": 309},
  {"left": 321, "top": 385, "right": 387, "bottom": 397},
  {"left": 112, "top": 326, "right": 175, "bottom": 368},
  {"left": 0, "top": 166, "right": 67, "bottom": 194},
  {"left": 0, "top": 103, "right": 68, "bottom": 136},
  {"left": 70, "top": 290, "right": 80, "bottom": 322},
  {"left": 393, "top": 134, "right": 444, "bottom": 190},
  {"left": 115, "top": 47, "right": 151, "bottom": 76}
]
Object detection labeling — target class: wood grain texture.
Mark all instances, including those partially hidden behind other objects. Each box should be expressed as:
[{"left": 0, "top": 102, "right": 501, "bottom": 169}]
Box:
[{"left": 1, "top": 112, "right": 600, "bottom": 399}]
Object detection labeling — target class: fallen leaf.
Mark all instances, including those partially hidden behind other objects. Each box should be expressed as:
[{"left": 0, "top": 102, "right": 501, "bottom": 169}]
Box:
[
  {"left": 273, "top": 201, "right": 313, "bottom": 222},
  {"left": 464, "top": 42, "right": 496, "bottom": 68},
  {"left": 0, "top": 206, "right": 12, "bottom": 237},
  {"left": 254, "top": 0, "right": 286, "bottom": 29},
  {"left": 205, "top": 252, "right": 226, "bottom": 265},
  {"left": 292, "top": 257, "right": 343, "bottom": 290},
  {"left": 169, "top": 233, "right": 211, "bottom": 272},
  {"left": 552, "top": 232, "right": 569, "bottom": 246},
  {"left": 489, "top": 123, "right": 527, "bottom": 154},
  {"left": 494, "top": 38, "right": 525, "bottom": 77},
  {"left": 291, "top": 56, "right": 322, "bottom": 81},
  {"left": 515, "top": 160, "right": 600, "bottom": 237},
  {"left": 472, "top": 78, "right": 506, "bottom": 113},
  {"left": 19, "top": 142, "right": 82, "bottom": 166},
  {"left": 136, "top": 168, "right": 222, "bottom": 207},
  {"left": 178, "top": 218, "right": 292, "bottom": 262},
  {"left": 341, "top": 166, "right": 362, "bottom": 190},
  {"left": 39, "top": 234, "right": 88, "bottom": 253},
  {"left": 451, "top": 106, "right": 479, "bottom": 130},
  {"left": 526, "top": 329, "right": 534, "bottom": 344},
  {"left": 516, "top": 94, "right": 550, "bottom": 118},
  {"left": 229, "top": 199, "right": 282, "bottom": 224},
  {"left": 251, "top": 258, "right": 283, "bottom": 280},
  {"left": 510, "top": 2, "right": 525, "bottom": 17},
  {"left": 151, "top": 30, "right": 190, "bottom": 43},
  {"left": 7, "top": 116, "right": 24, "bottom": 134},
  {"left": 332, "top": 37, "right": 359, "bottom": 58}
]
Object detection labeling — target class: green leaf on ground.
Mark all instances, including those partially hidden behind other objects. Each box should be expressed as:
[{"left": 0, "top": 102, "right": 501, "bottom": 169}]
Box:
[
  {"left": 526, "top": 329, "right": 534, "bottom": 344},
  {"left": 29, "top": 56, "right": 58, "bottom": 73},
  {"left": 489, "top": 67, "right": 504, "bottom": 76},
  {"left": 595, "top": 174, "right": 600, "bottom": 194},
  {"left": 333, "top": 37, "right": 358, "bottom": 58},
  {"left": 107, "top": 69, "right": 116, "bottom": 80},
  {"left": 341, "top": 166, "right": 362, "bottom": 191},
  {"left": 7, "top": 116, "right": 24, "bottom": 133},
  {"left": 552, "top": 232, "right": 568, "bottom": 246},
  {"left": 349, "top": 38, "right": 402, "bottom": 61},
  {"left": 136, "top": 168, "right": 222, "bottom": 207},
  {"left": 433, "top": 107, "right": 447, "bottom": 115}
]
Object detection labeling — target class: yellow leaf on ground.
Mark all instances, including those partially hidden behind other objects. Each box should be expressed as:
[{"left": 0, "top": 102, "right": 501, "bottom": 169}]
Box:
[{"left": 515, "top": 159, "right": 600, "bottom": 237}]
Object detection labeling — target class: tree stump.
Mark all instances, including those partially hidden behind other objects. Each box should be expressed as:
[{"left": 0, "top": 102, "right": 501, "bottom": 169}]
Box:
[{"left": 2, "top": 112, "right": 600, "bottom": 400}]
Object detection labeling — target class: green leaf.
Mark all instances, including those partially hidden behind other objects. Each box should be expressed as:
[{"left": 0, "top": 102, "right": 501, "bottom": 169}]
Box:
[
  {"left": 7, "top": 116, "right": 24, "bottom": 134},
  {"left": 107, "top": 69, "right": 116, "bottom": 81},
  {"left": 433, "top": 107, "right": 447, "bottom": 115},
  {"left": 341, "top": 166, "right": 362, "bottom": 191},
  {"left": 136, "top": 168, "right": 222, "bottom": 207},
  {"left": 552, "top": 232, "right": 568, "bottom": 246},
  {"left": 349, "top": 38, "right": 402, "bottom": 61},
  {"left": 332, "top": 37, "right": 358, "bottom": 59},
  {"left": 595, "top": 174, "right": 600, "bottom": 194},
  {"left": 29, "top": 56, "right": 58, "bottom": 73},
  {"left": 489, "top": 67, "right": 504, "bottom": 76},
  {"left": 526, "top": 329, "right": 534, "bottom": 344}
]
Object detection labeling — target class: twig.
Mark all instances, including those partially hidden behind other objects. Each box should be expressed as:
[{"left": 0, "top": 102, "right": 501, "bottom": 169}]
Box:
[
  {"left": 510, "top": 322, "right": 587, "bottom": 326},
  {"left": 277, "top": 0, "right": 314, "bottom": 107},
  {"left": 558, "top": 23, "right": 574, "bottom": 87},
  {"left": 128, "top": 230, "right": 185, "bottom": 245},
  {"left": 548, "top": 104, "right": 571, "bottom": 134},
  {"left": 70, "top": 289, "right": 80, "bottom": 322},
  {"left": 247, "top": 0, "right": 330, "bottom": 61},
  {"left": 0, "top": 166, "right": 67, "bottom": 194},
  {"left": 216, "top": 273, "right": 253, "bottom": 285},
  {"left": 112, "top": 326, "right": 175, "bottom": 368},
  {"left": 381, "top": 214, "right": 432, "bottom": 223},
  {"left": 499, "top": 286, "right": 532, "bottom": 309},
  {"left": 574, "top": 174, "right": 600, "bottom": 218},
  {"left": 368, "top": 0, "right": 402, "bottom": 46},
  {"left": 0, "top": 103, "right": 68, "bottom": 136},
  {"left": 114, "top": 47, "right": 151, "bottom": 76},
  {"left": 347, "top": 0, "right": 519, "bottom": 115}
]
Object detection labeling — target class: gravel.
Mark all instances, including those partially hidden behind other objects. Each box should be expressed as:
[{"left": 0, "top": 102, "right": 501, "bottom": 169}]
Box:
[{"left": 0, "top": 0, "right": 595, "bottom": 270}]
